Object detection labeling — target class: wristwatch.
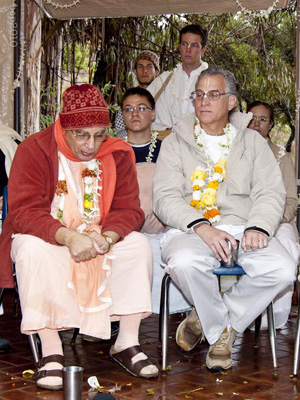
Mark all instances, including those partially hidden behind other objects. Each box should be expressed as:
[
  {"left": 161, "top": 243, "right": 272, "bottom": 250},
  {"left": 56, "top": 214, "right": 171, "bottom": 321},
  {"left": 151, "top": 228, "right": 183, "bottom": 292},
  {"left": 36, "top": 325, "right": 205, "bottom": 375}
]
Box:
[{"left": 102, "top": 234, "right": 113, "bottom": 248}]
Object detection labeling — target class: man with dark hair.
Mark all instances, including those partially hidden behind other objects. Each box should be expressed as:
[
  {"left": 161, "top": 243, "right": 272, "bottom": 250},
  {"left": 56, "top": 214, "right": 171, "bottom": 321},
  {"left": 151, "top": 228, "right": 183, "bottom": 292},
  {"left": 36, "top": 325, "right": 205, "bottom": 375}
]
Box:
[
  {"left": 153, "top": 66, "right": 295, "bottom": 371},
  {"left": 121, "top": 87, "right": 155, "bottom": 111},
  {"left": 147, "top": 24, "right": 208, "bottom": 134},
  {"left": 116, "top": 51, "right": 159, "bottom": 139},
  {"left": 121, "top": 87, "right": 160, "bottom": 163}
]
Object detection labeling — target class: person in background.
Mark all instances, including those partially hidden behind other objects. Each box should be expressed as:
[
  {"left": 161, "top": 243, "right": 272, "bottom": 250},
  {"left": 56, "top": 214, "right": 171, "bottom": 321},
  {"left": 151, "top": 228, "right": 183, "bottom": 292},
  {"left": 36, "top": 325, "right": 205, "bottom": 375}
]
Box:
[
  {"left": 115, "top": 51, "right": 160, "bottom": 139},
  {"left": 247, "top": 100, "right": 300, "bottom": 329},
  {"left": 147, "top": 24, "right": 208, "bottom": 136},
  {"left": 0, "top": 84, "right": 159, "bottom": 390},
  {"left": 0, "top": 122, "right": 22, "bottom": 210},
  {"left": 0, "top": 122, "right": 22, "bottom": 352},
  {"left": 121, "top": 87, "right": 191, "bottom": 313}
]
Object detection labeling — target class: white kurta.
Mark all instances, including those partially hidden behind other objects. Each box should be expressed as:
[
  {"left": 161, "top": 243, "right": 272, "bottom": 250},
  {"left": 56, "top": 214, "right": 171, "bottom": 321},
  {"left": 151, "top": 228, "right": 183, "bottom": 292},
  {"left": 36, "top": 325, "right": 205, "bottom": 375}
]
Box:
[{"left": 147, "top": 62, "right": 208, "bottom": 130}]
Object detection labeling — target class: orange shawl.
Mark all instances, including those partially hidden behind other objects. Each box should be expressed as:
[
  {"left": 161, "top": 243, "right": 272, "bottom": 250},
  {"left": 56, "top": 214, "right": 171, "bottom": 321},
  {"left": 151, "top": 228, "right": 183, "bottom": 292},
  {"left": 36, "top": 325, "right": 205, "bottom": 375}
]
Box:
[
  {"left": 53, "top": 118, "right": 135, "bottom": 313},
  {"left": 54, "top": 117, "right": 135, "bottom": 223}
]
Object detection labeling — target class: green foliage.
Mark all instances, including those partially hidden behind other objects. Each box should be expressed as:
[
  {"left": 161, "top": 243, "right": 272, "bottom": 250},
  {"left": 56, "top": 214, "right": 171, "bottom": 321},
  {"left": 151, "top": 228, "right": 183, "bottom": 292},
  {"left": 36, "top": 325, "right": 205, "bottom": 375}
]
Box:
[
  {"left": 99, "top": 82, "right": 118, "bottom": 137},
  {"left": 43, "top": 1, "right": 297, "bottom": 146},
  {"left": 40, "top": 83, "right": 60, "bottom": 130},
  {"left": 62, "top": 42, "right": 97, "bottom": 76}
]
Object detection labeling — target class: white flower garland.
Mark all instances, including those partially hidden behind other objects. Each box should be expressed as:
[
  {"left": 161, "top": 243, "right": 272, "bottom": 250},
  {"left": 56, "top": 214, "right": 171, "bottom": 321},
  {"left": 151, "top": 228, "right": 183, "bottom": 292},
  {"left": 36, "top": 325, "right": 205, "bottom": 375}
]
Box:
[
  {"left": 45, "top": 0, "right": 80, "bottom": 9},
  {"left": 190, "top": 119, "right": 234, "bottom": 223},
  {"left": 169, "top": 65, "right": 190, "bottom": 103},
  {"left": 146, "top": 131, "right": 158, "bottom": 162},
  {"left": 125, "top": 131, "right": 158, "bottom": 163},
  {"left": 56, "top": 154, "right": 102, "bottom": 232},
  {"left": 235, "top": 0, "right": 280, "bottom": 16}
]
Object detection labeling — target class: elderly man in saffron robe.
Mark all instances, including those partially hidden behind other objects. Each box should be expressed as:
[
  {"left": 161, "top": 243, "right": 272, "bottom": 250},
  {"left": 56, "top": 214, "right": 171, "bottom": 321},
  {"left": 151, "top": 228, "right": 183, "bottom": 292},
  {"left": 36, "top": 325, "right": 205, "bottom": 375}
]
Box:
[{"left": 0, "top": 84, "right": 158, "bottom": 390}]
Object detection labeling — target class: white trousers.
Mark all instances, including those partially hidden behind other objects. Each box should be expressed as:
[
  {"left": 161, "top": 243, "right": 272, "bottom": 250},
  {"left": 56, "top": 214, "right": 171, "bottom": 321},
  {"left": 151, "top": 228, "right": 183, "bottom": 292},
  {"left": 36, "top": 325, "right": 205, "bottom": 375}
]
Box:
[
  {"left": 250, "top": 223, "right": 299, "bottom": 330},
  {"left": 145, "top": 232, "right": 191, "bottom": 314},
  {"left": 161, "top": 231, "right": 296, "bottom": 344}
]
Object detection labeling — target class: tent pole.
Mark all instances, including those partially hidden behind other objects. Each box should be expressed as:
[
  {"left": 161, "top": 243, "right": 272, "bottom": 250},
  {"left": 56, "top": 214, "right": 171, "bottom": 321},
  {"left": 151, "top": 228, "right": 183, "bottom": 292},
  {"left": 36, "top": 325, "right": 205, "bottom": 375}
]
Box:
[
  {"left": 13, "top": 0, "right": 21, "bottom": 133},
  {"left": 296, "top": 0, "right": 300, "bottom": 186}
]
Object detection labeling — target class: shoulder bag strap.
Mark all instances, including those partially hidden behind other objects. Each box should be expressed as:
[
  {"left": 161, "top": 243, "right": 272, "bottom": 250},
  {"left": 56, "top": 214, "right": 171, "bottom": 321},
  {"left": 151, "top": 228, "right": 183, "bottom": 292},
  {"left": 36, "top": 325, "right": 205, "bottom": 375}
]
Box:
[{"left": 154, "top": 72, "right": 174, "bottom": 102}]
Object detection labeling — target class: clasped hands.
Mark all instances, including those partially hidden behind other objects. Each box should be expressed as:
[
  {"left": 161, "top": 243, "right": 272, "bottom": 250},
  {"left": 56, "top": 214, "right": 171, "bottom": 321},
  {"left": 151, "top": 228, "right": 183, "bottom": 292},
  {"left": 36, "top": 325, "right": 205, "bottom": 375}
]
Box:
[
  {"left": 194, "top": 224, "right": 268, "bottom": 263},
  {"left": 55, "top": 227, "right": 114, "bottom": 263}
]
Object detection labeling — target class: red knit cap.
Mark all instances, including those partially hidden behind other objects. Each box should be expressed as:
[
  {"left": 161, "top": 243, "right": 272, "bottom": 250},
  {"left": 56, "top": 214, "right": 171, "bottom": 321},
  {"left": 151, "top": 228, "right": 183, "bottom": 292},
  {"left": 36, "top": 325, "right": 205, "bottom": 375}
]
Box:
[{"left": 59, "top": 84, "right": 110, "bottom": 129}]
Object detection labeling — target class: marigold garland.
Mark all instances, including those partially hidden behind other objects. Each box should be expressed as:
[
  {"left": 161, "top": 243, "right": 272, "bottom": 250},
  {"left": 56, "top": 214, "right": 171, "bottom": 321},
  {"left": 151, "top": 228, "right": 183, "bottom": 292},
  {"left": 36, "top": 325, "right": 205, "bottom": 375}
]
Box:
[
  {"left": 55, "top": 180, "right": 68, "bottom": 196},
  {"left": 190, "top": 119, "right": 234, "bottom": 223},
  {"left": 203, "top": 208, "right": 221, "bottom": 221}
]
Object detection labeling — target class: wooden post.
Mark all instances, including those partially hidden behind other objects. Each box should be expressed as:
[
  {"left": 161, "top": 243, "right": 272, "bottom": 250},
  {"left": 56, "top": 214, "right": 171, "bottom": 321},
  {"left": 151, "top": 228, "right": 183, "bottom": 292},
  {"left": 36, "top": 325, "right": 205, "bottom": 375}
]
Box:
[{"left": 296, "top": 0, "right": 300, "bottom": 187}]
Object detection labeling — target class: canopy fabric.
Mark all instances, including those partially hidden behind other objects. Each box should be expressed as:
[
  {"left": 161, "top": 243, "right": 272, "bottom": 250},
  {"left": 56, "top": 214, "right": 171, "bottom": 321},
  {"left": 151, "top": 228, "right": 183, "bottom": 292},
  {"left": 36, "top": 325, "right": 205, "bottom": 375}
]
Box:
[{"left": 39, "top": 0, "right": 288, "bottom": 19}]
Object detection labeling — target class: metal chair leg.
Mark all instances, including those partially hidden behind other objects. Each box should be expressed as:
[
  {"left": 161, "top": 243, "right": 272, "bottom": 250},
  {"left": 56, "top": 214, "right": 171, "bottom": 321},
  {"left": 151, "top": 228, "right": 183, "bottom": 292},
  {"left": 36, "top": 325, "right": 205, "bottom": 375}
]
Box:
[
  {"left": 267, "top": 302, "right": 277, "bottom": 368},
  {"left": 13, "top": 290, "right": 19, "bottom": 316},
  {"left": 0, "top": 288, "right": 4, "bottom": 305},
  {"left": 71, "top": 328, "right": 80, "bottom": 344},
  {"left": 254, "top": 314, "right": 262, "bottom": 346},
  {"left": 293, "top": 278, "right": 300, "bottom": 375},
  {"left": 28, "top": 334, "right": 39, "bottom": 364},
  {"left": 161, "top": 273, "right": 171, "bottom": 371}
]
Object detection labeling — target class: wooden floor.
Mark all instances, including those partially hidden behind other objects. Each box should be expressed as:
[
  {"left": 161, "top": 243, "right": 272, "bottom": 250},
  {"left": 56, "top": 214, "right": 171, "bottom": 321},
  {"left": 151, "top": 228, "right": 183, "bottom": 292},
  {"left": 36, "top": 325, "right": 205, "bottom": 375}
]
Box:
[{"left": 0, "top": 289, "right": 300, "bottom": 400}]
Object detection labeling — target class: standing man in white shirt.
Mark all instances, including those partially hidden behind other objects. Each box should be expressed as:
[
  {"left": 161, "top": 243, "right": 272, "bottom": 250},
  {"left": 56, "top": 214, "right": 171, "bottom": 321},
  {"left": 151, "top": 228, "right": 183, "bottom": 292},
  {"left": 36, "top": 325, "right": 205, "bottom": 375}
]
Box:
[{"left": 147, "top": 24, "right": 208, "bottom": 134}]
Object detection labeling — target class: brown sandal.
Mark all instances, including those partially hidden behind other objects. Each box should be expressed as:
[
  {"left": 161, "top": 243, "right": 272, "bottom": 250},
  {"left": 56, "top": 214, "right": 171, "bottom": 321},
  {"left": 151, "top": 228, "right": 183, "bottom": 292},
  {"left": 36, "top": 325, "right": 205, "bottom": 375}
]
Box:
[
  {"left": 34, "top": 354, "right": 64, "bottom": 391},
  {"left": 109, "top": 345, "right": 158, "bottom": 379}
]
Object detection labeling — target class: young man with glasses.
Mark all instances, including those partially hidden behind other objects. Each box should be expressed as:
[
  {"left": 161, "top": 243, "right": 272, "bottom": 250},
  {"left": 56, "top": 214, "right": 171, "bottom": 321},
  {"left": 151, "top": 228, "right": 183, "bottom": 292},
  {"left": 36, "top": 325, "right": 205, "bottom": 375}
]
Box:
[
  {"left": 153, "top": 66, "right": 296, "bottom": 371},
  {"left": 147, "top": 24, "right": 208, "bottom": 134},
  {"left": 121, "top": 87, "right": 190, "bottom": 315},
  {"left": 121, "top": 87, "right": 161, "bottom": 163}
]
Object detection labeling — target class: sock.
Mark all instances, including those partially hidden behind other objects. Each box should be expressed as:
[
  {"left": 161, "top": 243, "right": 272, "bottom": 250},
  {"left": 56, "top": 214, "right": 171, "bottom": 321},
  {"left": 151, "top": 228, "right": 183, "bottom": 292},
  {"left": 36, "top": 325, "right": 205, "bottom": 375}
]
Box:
[
  {"left": 113, "top": 314, "right": 140, "bottom": 352},
  {"left": 113, "top": 314, "right": 158, "bottom": 376},
  {"left": 37, "top": 329, "right": 63, "bottom": 387}
]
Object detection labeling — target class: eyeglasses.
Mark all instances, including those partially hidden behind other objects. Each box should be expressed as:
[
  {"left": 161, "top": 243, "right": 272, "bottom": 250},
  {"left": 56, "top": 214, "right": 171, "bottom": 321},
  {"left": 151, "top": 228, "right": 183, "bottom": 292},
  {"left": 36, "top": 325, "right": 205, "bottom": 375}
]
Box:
[
  {"left": 136, "top": 64, "right": 155, "bottom": 70},
  {"left": 250, "top": 116, "right": 271, "bottom": 123},
  {"left": 122, "top": 106, "right": 153, "bottom": 114},
  {"left": 190, "top": 90, "right": 232, "bottom": 101},
  {"left": 180, "top": 42, "right": 202, "bottom": 49},
  {"left": 71, "top": 130, "right": 107, "bottom": 142}
]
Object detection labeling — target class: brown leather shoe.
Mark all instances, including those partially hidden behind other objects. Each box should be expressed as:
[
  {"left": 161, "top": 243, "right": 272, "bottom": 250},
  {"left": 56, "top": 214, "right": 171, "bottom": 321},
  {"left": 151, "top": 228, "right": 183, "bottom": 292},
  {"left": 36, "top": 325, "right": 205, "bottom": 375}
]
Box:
[{"left": 176, "top": 308, "right": 205, "bottom": 351}]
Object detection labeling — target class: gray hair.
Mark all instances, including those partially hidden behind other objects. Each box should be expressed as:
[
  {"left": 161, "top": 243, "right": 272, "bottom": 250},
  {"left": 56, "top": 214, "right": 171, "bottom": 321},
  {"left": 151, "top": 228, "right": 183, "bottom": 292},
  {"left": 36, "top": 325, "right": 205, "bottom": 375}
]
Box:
[{"left": 195, "top": 66, "right": 238, "bottom": 95}]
